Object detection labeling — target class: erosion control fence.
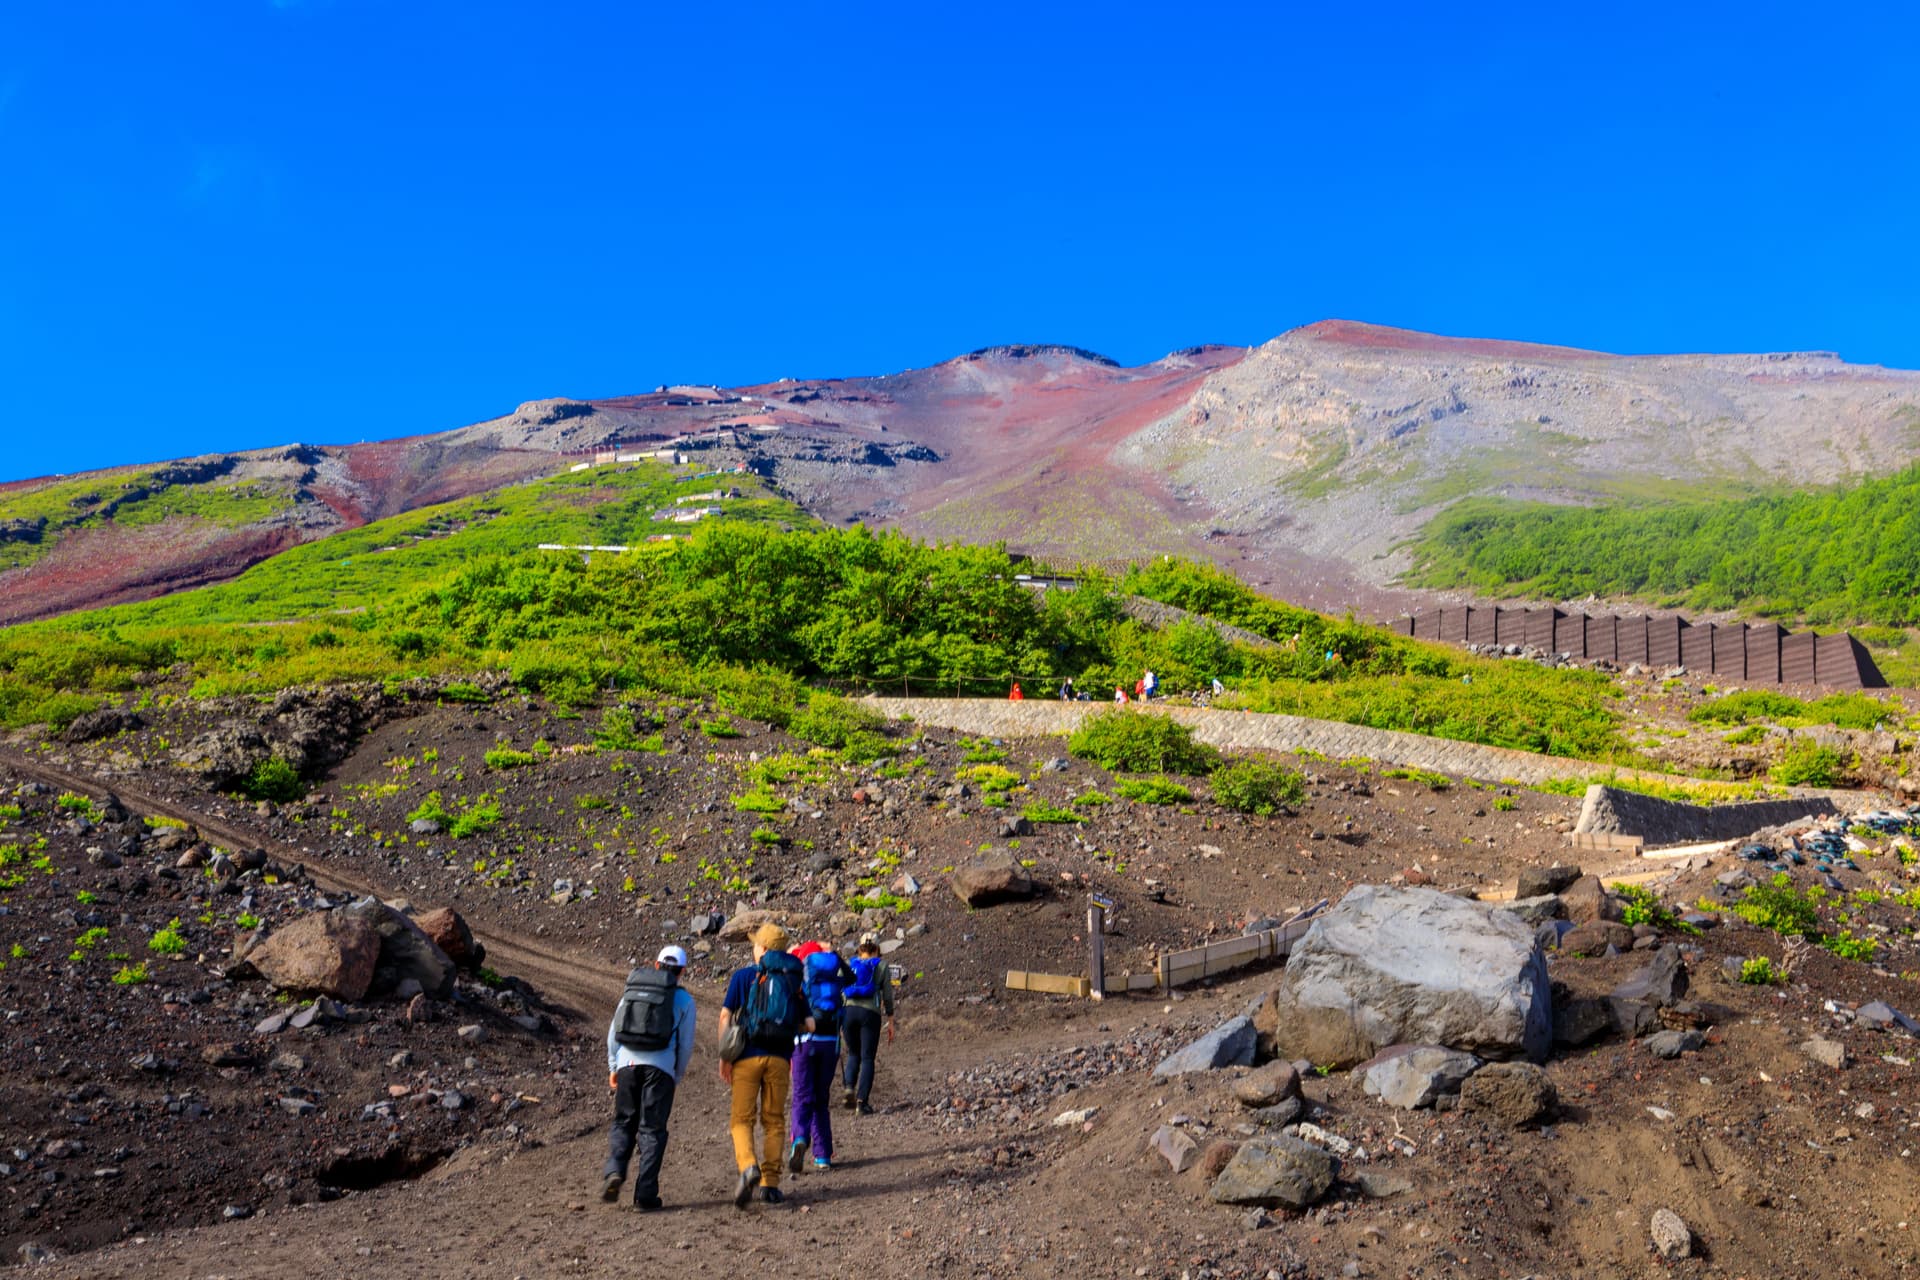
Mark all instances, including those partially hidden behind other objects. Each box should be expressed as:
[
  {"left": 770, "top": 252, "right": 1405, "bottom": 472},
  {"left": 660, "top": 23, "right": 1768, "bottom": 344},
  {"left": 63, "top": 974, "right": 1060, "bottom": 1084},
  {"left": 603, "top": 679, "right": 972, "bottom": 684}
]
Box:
[{"left": 1389, "top": 607, "right": 1885, "bottom": 690}]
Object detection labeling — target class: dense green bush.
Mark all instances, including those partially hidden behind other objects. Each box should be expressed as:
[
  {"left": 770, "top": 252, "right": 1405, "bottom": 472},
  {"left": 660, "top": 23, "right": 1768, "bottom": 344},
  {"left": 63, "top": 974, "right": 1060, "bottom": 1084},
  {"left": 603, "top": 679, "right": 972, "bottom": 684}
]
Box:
[
  {"left": 1209, "top": 758, "right": 1306, "bottom": 815},
  {"left": 1067, "top": 711, "right": 1218, "bottom": 776},
  {"left": 240, "top": 757, "right": 304, "bottom": 802},
  {"left": 1689, "top": 691, "right": 1806, "bottom": 725},
  {"left": 1112, "top": 775, "right": 1194, "bottom": 805}
]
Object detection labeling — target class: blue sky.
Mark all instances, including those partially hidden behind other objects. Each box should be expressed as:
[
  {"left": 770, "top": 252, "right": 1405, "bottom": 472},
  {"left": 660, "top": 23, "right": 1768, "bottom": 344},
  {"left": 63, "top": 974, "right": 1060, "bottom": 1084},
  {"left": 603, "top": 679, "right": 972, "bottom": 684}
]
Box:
[{"left": 2, "top": 1, "right": 1917, "bottom": 481}]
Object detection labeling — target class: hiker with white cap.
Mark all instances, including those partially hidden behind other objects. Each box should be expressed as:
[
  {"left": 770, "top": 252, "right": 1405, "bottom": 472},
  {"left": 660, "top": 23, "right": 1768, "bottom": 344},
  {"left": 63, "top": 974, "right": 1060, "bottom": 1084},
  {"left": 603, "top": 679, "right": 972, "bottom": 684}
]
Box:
[
  {"left": 839, "top": 932, "right": 896, "bottom": 1113},
  {"left": 602, "top": 944, "right": 697, "bottom": 1210}
]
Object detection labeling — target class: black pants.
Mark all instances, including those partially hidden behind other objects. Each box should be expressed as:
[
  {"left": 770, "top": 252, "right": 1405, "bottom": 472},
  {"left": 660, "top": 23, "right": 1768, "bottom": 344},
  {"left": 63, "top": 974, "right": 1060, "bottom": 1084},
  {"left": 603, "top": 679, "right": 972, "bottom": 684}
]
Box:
[
  {"left": 605, "top": 1065, "right": 676, "bottom": 1202},
  {"left": 840, "top": 1006, "right": 883, "bottom": 1103}
]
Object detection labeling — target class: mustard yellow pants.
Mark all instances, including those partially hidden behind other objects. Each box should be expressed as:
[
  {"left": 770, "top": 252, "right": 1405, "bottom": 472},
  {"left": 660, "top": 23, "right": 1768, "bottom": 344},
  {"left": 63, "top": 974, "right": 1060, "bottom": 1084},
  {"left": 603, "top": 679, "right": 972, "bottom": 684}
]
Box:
[{"left": 729, "top": 1054, "right": 790, "bottom": 1187}]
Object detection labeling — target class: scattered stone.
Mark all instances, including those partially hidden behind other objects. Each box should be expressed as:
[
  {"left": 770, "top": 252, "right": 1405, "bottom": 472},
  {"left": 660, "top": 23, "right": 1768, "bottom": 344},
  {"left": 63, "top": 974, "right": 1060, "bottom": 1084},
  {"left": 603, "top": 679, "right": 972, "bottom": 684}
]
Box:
[
  {"left": 1515, "top": 864, "right": 1583, "bottom": 899},
  {"left": 415, "top": 906, "right": 483, "bottom": 969},
  {"left": 440, "top": 1090, "right": 468, "bottom": 1110},
  {"left": 1553, "top": 997, "right": 1612, "bottom": 1048},
  {"left": 1613, "top": 945, "right": 1689, "bottom": 1007},
  {"left": 17, "top": 1243, "right": 55, "bottom": 1264},
  {"left": 408, "top": 818, "right": 442, "bottom": 835},
  {"left": 277, "top": 1097, "right": 316, "bottom": 1117},
  {"left": 1644, "top": 1030, "right": 1704, "bottom": 1059},
  {"left": 1499, "top": 895, "right": 1565, "bottom": 925},
  {"left": 1363, "top": 1045, "right": 1482, "bottom": 1109},
  {"left": 200, "top": 1042, "right": 251, "bottom": 1068},
  {"left": 950, "top": 850, "right": 1035, "bottom": 906},
  {"left": 387, "top": 1050, "right": 412, "bottom": 1069},
  {"left": 1154, "top": 1015, "right": 1257, "bottom": 1076},
  {"left": 457, "top": 1024, "right": 487, "bottom": 1044},
  {"left": 1242, "top": 1207, "right": 1273, "bottom": 1230},
  {"left": 1562, "top": 923, "right": 1634, "bottom": 957},
  {"left": 1151, "top": 1124, "right": 1199, "bottom": 1173},
  {"left": 1459, "top": 1061, "right": 1556, "bottom": 1126},
  {"left": 1264, "top": 885, "right": 1551, "bottom": 1067},
  {"left": 1246, "top": 1097, "right": 1304, "bottom": 1128},
  {"left": 269, "top": 1052, "right": 308, "bottom": 1073},
  {"left": 1349, "top": 1169, "right": 1414, "bottom": 1199},
  {"left": 1560, "top": 875, "right": 1624, "bottom": 925},
  {"left": 222, "top": 1203, "right": 255, "bottom": 1221},
  {"left": 1650, "top": 1207, "right": 1692, "bottom": 1260},
  {"left": 1052, "top": 1107, "right": 1099, "bottom": 1127},
  {"left": 1232, "top": 1061, "right": 1301, "bottom": 1108},
  {"left": 1208, "top": 1134, "right": 1335, "bottom": 1210},
  {"left": 1802, "top": 1036, "right": 1848, "bottom": 1069},
  {"left": 1856, "top": 1001, "right": 1920, "bottom": 1033},
  {"left": 345, "top": 897, "right": 456, "bottom": 999}
]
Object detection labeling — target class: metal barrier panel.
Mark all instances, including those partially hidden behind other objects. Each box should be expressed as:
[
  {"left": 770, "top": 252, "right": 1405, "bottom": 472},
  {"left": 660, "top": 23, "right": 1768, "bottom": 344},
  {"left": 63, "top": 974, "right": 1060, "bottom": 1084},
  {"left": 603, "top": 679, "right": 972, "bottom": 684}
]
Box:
[
  {"left": 1712, "top": 623, "right": 1747, "bottom": 682},
  {"left": 1466, "top": 607, "right": 1496, "bottom": 644},
  {"left": 1648, "top": 616, "right": 1682, "bottom": 667},
  {"left": 1389, "top": 616, "right": 1414, "bottom": 636},
  {"left": 1412, "top": 610, "right": 1441, "bottom": 639},
  {"left": 1815, "top": 632, "right": 1865, "bottom": 690},
  {"left": 1439, "top": 608, "right": 1469, "bottom": 643},
  {"left": 1553, "top": 612, "right": 1586, "bottom": 656},
  {"left": 1745, "top": 623, "right": 1783, "bottom": 684},
  {"left": 1524, "top": 608, "right": 1559, "bottom": 649},
  {"left": 1494, "top": 607, "right": 1525, "bottom": 646},
  {"left": 1680, "top": 622, "right": 1712, "bottom": 671},
  {"left": 1617, "top": 615, "right": 1649, "bottom": 665},
  {"left": 1587, "top": 614, "right": 1617, "bottom": 663},
  {"left": 1781, "top": 631, "right": 1817, "bottom": 684}
]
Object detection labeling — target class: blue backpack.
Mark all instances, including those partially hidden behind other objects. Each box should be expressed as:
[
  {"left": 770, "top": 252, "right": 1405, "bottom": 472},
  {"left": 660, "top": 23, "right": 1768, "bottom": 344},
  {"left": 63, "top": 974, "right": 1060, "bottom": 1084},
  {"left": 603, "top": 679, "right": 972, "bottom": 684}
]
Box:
[
  {"left": 845, "top": 954, "right": 883, "bottom": 1000},
  {"left": 740, "top": 951, "right": 805, "bottom": 1049},
  {"left": 803, "top": 951, "right": 846, "bottom": 1032}
]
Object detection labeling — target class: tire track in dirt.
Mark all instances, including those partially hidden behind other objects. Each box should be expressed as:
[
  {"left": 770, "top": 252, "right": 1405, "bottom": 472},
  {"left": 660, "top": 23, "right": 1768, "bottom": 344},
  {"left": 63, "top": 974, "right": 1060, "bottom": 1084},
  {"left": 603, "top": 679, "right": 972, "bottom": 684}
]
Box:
[{"left": 0, "top": 746, "right": 621, "bottom": 1019}]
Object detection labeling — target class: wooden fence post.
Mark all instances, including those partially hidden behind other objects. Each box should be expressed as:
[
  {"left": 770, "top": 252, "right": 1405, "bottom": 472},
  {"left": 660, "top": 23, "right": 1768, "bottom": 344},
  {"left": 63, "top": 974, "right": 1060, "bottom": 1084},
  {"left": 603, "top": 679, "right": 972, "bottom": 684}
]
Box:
[{"left": 1087, "top": 901, "right": 1105, "bottom": 1001}]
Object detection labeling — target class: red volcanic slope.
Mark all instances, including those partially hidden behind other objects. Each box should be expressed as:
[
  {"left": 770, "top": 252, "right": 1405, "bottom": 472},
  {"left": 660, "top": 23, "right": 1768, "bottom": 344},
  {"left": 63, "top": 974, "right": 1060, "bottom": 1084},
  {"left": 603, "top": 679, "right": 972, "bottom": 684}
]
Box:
[{"left": 1295, "top": 319, "right": 1614, "bottom": 363}]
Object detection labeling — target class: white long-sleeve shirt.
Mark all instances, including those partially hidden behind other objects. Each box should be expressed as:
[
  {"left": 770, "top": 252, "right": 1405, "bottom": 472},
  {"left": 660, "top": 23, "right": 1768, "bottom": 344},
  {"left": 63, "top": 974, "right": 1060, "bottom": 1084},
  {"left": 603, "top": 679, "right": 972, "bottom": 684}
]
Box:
[{"left": 606, "top": 986, "right": 697, "bottom": 1082}]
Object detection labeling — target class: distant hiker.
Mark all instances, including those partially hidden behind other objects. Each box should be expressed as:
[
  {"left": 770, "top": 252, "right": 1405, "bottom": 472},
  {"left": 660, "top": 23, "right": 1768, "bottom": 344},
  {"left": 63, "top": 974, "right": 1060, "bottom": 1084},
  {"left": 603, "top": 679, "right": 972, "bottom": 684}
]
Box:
[
  {"left": 1210, "top": 677, "right": 1226, "bottom": 696},
  {"left": 1114, "top": 686, "right": 1128, "bottom": 703},
  {"left": 840, "top": 933, "right": 896, "bottom": 1114},
  {"left": 1134, "top": 677, "right": 1146, "bottom": 701},
  {"left": 1143, "top": 669, "right": 1158, "bottom": 700},
  {"left": 1009, "top": 682, "right": 1024, "bottom": 701},
  {"left": 787, "top": 943, "right": 851, "bottom": 1173},
  {"left": 719, "top": 923, "right": 810, "bottom": 1207},
  {"left": 1058, "top": 677, "right": 1075, "bottom": 701},
  {"left": 603, "top": 945, "right": 696, "bottom": 1211}
]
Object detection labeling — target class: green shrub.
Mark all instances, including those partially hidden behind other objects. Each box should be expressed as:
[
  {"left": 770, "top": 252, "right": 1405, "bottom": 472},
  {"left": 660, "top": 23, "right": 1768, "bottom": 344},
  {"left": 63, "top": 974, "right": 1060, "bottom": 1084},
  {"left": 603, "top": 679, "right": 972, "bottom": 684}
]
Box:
[
  {"left": 1822, "top": 931, "right": 1879, "bottom": 962},
  {"left": 1738, "top": 956, "right": 1782, "bottom": 985},
  {"left": 149, "top": 918, "right": 187, "bottom": 955},
  {"left": 1210, "top": 758, "right": 1306, "bottom": 816},
  {"left": 112, "top": 961, "right": 150, "bottom": 986},
  {"left": 1381, "top": 766, "right": 1452, "bottom": 791},
  {"left": 406, "top": 791, "right": 453, "bottom": 826},
  {"left": 1611, "top": 883, "right": 1684, "bottom": 930},
  {"left": 750, "top": 824, "right": 784, "bottom": 845},
  {"left": 1020, "top": 801, "right": 1084, "bottom": 824},
  {"left": 957, "top": 763, "right": 1021, "bottom": 793},
  {"left": 1772, "top": 739, "right": 1847, "bottom": 788},
  {"left": 241, "top": 757, "right": 304, "bottom": 802},
  {"left": 733, "top": 788, "right": 785, "bottom": 814},
  {"left": 1723, "top": 725, "right": 1765, "bottom": 745},
  {"left": 594, "top": 704, "right": 655, "bottom": 751},
  {"left": 699, "top": 715, "right": 740, "bottom": 738},
  {"left": 1690, "top": 691, "right": 1805, "bottom": 725},
  {"left": 1113, "top": 775, "right": 1194, "bottom": 805},
  {"left": 957, "top": 736, "right": 1007, "bottom": 763},
  {"left": 1070, "top": 789, "right": 1112, "bottom": 807},
  {"left": 789, "top": 695, "right": 894, "bottom": 759},
  {"left": 439, "top": 681, "right": 490, "bottom": 703},
  {"left": 1728, "top": 874, "right": 1821, "bottom": 937},
  {"left": 1492, "top": 795, "right": 1515, "bottom": 811},
  {"left": 1067, "top": 711, "right": 1217, "bottom": 776}
]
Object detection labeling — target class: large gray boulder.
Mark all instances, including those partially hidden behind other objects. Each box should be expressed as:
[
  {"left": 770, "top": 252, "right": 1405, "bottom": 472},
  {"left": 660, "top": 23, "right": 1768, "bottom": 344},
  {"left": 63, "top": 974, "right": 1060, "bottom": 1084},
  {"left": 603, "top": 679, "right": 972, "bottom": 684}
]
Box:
[
  {"left": 1153, "top": 1015, "right": 1257, "bottom": 1077},
  {"left": 344, "top": 897, "right": 456, "bottom": 999},
  {"left": 1207, "top": 1134, "right": 1335, "bottom": 1209},
  {"left": 949, "top": 851, "right": 1035, "bottom": 907},
  {"left": 1264, "top": 885, "right": 1552, "bottom": 1067}
]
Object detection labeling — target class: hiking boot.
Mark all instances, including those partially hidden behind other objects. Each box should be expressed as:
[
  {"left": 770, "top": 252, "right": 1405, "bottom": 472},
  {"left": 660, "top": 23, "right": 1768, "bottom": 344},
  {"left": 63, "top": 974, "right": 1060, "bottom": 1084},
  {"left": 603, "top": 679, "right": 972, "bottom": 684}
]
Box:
[
  {"left": 842, "top": 1090, "right": 858, "bottom": 1110},
  {"left": 813, "top": 1158, "right": 833, "bottom": 1172},
  {"left": 857, "top": 1100, "right": 875, "bottom": 1116},
  {"left": 761, "top": 1186, "right": 784, "bottom": 1205},
  {"left": 600, "top": 1174, "right": 623, "bottom": 1203},
  {"left": 732, "top": 1165, "right": 760, "bottom": 1210},
  {"left": 634, "top": 1196, "right": 663, "bottom": 1213},
  {"left": 786, "top": 1139, "right": 808, "bottom": 1174}
]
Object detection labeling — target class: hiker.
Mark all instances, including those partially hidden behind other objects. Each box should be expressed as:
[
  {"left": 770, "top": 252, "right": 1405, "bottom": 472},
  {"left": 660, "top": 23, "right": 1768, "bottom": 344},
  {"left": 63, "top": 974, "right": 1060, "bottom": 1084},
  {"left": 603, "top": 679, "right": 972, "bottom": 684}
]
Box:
[
  {"left": 1134, "top": 676, "right": 1146, "bottom": 701},
  {"left": 1211, "top": 676, "right": 1226, "bottom": 696},
  {"left": 1058, "top": 677, "right": 1075, "bottom": 701},
  {"left": 839, "top": 933, "right": 896, "bottom": 1114},
  {"left": 787, "top": 943, "right": 851, "bottom": 1173},
  {"left": 603, "top": 945, "right": 696, "bottom": 1211},
  {"left": 1114, "top": 686, "right": 1128, "bottom": 703},
  {"left": 719, "top": 923, "right": 810, "bottom": 1207},
  {"left": 1143, "top": 669, "right": 1158, "bottom": 700},
  {"left": 1009, "top": 681, "right": 1024, "bottom": 701}
]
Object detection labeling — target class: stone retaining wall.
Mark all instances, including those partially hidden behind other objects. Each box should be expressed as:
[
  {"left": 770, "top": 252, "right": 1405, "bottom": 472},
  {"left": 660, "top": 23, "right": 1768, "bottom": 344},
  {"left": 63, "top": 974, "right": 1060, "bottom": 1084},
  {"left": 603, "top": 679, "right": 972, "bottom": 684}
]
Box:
[{"left": 1573, "top": 786, "right": 1841, "bottom": 844}]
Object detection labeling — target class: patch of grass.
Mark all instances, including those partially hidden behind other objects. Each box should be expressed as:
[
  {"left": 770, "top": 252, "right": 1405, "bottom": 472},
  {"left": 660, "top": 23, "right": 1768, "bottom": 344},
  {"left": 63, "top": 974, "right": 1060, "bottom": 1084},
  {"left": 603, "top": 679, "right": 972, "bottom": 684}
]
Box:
[
  {"left": 846, "top": 890, "right": 912, "bottom": 914},
  {"left": 1381, "top": 766, "right": 1452, "bottom": 791},
  {"left": 447, "top": 797, "right": 502, "bottom": 839},
  {"left": 1070, "top": 789, "right": 1112, "bottom": 808},
  {"left": 732, "top": 787, "right": 785, "bottom": 814},
  {"left": 575, "top": 794, "right": 611, "bottom": 811},
  {"left": 956, "top": 736, "right": 1007, "bottom": 763},
  {"left": 957, "top": 763, "right": 1022, "bottom": 794},
  {"left": 1113, "top": 775, "right": 1194, "bottom": 805},
  {"left": 111, "top": 961, "right": 150, "bottom": 985},
  {"left": 439, "top": 681, "right": 490, "bottom": 704},
  {"left": 750, "top": 824, "right": 784, "bottom": 845},
  {"left": 484, "top": 747, "right": 537, "bottom": 770},
  {"left": 1492, "top": 795, "right": 1515, "bottom": 811},
  {"left": 1772, "top": 739, "right": 1848, "bottom": 788},
  {"left": 699, "top": 714, "right": 741, "bottom": 738},
  {"left": 1020, "top": 800, "right": 1084, "bottom": 824},
  {"left": 1738, "top": 955, "right": 1782, "bottom": 985},
  {"left": 405, "top": 791, "right": 453, "bottom": 827}
]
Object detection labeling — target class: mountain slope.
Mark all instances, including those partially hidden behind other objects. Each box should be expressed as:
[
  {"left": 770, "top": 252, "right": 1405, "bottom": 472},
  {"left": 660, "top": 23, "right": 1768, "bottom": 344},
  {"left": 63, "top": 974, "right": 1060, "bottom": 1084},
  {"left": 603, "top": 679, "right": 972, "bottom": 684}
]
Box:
[{"left": 9, "top": 321, "right": 1920, "bottom": 627}]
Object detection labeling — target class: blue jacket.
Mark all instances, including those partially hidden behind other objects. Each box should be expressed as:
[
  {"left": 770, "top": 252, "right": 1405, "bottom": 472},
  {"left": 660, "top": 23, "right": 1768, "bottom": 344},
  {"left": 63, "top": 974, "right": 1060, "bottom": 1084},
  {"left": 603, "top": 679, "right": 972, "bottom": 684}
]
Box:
[{"left": 607, "top": 986, "right": 697, "bottom": 1082}]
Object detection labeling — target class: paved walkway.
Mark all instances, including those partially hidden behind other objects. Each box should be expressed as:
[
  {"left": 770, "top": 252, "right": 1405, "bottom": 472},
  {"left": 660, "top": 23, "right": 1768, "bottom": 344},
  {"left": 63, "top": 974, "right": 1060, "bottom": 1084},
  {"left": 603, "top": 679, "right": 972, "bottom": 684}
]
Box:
[{"left": 860, "top": 697, "right": 1851, "bottom": 797}]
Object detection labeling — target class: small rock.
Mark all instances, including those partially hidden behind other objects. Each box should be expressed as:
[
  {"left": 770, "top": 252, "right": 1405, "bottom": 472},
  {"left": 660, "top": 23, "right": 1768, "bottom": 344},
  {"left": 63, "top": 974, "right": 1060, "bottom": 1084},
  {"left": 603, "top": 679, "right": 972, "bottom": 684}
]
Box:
[
  {"left": 277, "top": 1097, "right": 316, "bottom": 1117},
  {"left": 1362, "top": 1045, "right": 1482, "bottom": 1109},
  {"left": 1052, "top": 1107, "right": 1099, "bottom": 1128},
  {"left": 457, "top": 1024, "right": 487, "bottom": 1044},
  {"left": 222, "top": 1203, "right": 255, "bottom": 1221},
  {"left": 253, "top": 1011, "right": 291, "bottom": 1036},
  {"left": 1650, "top": 1207, "right": 1692, "bottom": 1260},
  {"left": 1643, "top": 1029, "right": 1704, "bottom": 1059},
  {"left": 1208, "top": 1134, "right": 1335, "bottom": 1209},
  {"left": 1802, "top": 1036, "right": 1848, "bottom": 1069},
  {"left": 1153, "top": 1015, "right": 1257, "bottom": 1076},
  {"left": 440, "top": 1090, "right": 468, "bottom": 1110},
  {"left": 1459, "top": 1061, "right": 1556, "bottom": 1127},
  {"left": 269, "top": 1052, "right": 308, "bottom": 1073},
  {"left": 1515, "top": 864, "right": 1583, "bottom": 899},
  {"left": 1150, "top": 1124, "right": 1199, "bottom": 1173},
  {"left": 1232, "top": 1061, "right": 1301, "bottom": 1108},
  {"left": 1349, "top": 1169, "right": 1413, "bottom": 1199}
]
